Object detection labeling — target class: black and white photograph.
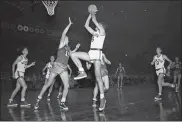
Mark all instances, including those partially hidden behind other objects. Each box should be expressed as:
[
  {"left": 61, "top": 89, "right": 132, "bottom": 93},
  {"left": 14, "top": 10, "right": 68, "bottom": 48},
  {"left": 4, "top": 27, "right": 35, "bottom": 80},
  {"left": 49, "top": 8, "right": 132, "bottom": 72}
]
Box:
[{"left": 0, "top": 0, "right": 181, "bottom": 121}]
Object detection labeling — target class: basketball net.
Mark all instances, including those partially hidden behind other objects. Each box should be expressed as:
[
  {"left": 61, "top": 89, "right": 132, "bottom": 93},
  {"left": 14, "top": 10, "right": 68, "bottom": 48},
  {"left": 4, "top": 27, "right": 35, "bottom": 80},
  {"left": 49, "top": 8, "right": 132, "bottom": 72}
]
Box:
[{"left": 42, "top": 1, "right": 58, "bottom": 16}]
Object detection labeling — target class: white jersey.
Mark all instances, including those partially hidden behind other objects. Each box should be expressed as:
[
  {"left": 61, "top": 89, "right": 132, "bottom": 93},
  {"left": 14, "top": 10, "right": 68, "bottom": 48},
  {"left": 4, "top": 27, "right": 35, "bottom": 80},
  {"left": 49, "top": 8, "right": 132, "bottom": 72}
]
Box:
[
  {"left": 154, "top": 54, "right": 165, "bottom": 69},
  {"left": 46, "top": 62, "right": 53, "bottom": 76},
  {"left": 90, "top": 31, "right": 106, "bottom": 49},
  {"left": 16, "top": 55, "right": 28, "bottom": 72}
]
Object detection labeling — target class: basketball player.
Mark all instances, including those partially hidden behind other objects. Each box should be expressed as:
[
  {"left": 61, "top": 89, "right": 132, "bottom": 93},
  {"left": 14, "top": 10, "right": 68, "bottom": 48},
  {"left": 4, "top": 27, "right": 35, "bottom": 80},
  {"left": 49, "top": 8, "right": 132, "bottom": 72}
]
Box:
[
  {"left": 57, "top": 43, "right": 80, "bottom": 99},
  {"left": 115, "top": 63, "right": 126, "bottom": 89},
  {"left": 86, "top": 53, "right": 111, "bottom": 107},
  {"left": 7, "top": 48, "right": 36, "bottom": 107},
  {"left": 151, "top": 47, "right": 175, "bottom": 101},
  {"left": 42, "top": 55, "right": 55, "bottom": 101},
  {"left": 171, "top": 56, "right": 181, "bottom": 92},
  {"left": 34, "top": 17, "right": 73, "bottom": 110},
  {"left": 70, "top": 12, "right": 107, "bottom": 111}
]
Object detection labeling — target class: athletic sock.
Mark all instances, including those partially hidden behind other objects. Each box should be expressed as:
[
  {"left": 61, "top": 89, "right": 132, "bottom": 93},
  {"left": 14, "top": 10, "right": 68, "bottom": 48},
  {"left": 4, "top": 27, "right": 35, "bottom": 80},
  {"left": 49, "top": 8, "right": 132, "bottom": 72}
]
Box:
[
  {"left": 79, "top": 68, "right": 84, "bottom": 72},
  {"left": 100, "top": 94, "right": 104, "bottom": 99},
  {"left": 93, "top": 98, "right": 97, "bottom": 101},
  {"left": 21, "top": 98, "right": 25, "bottom": 102},
  {"left": 9, "top": 99, "right": 13, "bottom": 102},
  {"left": 38, "top": 96, "right": 42, "bottom": 100},
  {"left": 61, "top": 98, "right": 66, "bottom": 103}
]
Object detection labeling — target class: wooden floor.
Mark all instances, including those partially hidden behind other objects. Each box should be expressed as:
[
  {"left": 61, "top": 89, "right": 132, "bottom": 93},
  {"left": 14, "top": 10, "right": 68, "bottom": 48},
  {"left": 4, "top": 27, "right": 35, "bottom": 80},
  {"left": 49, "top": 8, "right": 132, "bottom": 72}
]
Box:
[{"left": 0, "top": 83, "right": 181, "bottom": 121}]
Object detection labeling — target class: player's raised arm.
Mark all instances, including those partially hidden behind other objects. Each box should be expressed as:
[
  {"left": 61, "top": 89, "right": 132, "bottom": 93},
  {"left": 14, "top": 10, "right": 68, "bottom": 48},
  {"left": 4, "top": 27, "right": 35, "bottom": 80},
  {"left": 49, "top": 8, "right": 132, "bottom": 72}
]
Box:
[
  {"left": 91, "top": 14, "right": 105, "bottom": 35},
  {"left": 59, "top": 17, "right": 73, "bottom": 48},
  {"left": 84, "top": 14, "right": 97, "bottom": 36},
  {"left": 163, "top": 55, "right": 172, "bottom": 69},
  {"left": 12, "top": 56, "right": 23, "bottom": 78}
]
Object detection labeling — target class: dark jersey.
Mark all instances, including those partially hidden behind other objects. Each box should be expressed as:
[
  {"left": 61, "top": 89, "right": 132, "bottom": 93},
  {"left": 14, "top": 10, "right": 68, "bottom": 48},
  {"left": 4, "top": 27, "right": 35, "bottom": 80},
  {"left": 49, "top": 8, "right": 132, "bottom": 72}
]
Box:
[
  {"left": 173, "top": 62, "right": 181, "bottom": 71},
  {"left": 117, "top": 67, "right": 124, "bottom": 75},
  {"left": 55, "top": 46, "right": 70, "bottom": 65}
]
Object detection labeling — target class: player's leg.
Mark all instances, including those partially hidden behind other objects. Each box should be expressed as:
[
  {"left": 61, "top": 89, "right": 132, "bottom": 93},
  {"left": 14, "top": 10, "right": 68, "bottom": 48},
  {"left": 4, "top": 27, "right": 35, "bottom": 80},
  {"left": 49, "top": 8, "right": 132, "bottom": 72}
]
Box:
[
  {"left": 177, "top": 73, "right": 181, "bottom": 92},
  {"left": 47, "top": 78, "right": 56, "bottom": 101},
  {"left": 173, "top": 72, "right": 177, "bottom": 84},
  {"left": 160, "top": 68, "right": 175, "bottom": 88},
  {"left": 161, "top": 77, "right": 175, "bottom": 88},
  {"left": 57, "top": 85, "right": 63, "bottom": 99},
  {"left": 18, "top": 76, "right": 30, "bottom": 107},
  {"left": 44, "top": 79, "right": 48, "bottom": 86},
  {"left": 70, "top": 52, "right": 90, "bottom": 80},
  {"left": 154, "top": 73, "right": 163, "bottom": 100},
  {"left": 8, "top": 81, "right": 21, "bottom": 107},
  {"left": 100, "top": 67, "right": 109, "bottom": 92},
  {"left": 92, "top": 83, "right": 99, "bottom": 107},
  {"left": 94, "top": 61, "right": 106, "bottom": 111},
  {"left": 59, "top": 70, "right": 69, "bottom": 110},
  {"left": 117, "top": 75, "right": 120, "bottom": 90},
  {"left": 120, "top": 74, "right": 124, "bottom": 88},
  {"left": 102, "top": 75, "right": 109, "bottom": 92},
  {"left": 34, "top": 72, "right": 57, "bottom": 109}
]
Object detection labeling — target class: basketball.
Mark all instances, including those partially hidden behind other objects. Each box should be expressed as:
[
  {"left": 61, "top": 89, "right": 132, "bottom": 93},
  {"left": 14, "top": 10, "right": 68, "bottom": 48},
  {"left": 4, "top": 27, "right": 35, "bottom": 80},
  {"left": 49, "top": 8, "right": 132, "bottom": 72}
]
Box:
[{"left": 88, "top": 4, "right": 98, "bottom": 14}]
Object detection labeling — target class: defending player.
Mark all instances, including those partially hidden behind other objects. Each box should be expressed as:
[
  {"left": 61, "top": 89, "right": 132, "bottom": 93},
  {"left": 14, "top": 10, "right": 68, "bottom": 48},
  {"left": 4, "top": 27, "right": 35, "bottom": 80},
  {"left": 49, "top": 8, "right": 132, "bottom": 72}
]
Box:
[
  {"left": 171, "top": 56, "right": 181, "bottom": 92},
  {"left": 34, "top": 17, "right": 73, "bottom": 110},
  {"left": 86, "top": 53, "right": 111, "bottom": 107},
  {"left": 57, "top": 43, "right": 80, "bottom": 99}
]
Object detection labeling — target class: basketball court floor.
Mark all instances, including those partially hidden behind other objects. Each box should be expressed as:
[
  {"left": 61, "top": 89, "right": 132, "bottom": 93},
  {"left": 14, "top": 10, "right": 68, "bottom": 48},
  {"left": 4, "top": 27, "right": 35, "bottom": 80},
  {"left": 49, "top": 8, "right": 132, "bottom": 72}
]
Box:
[
  {"left": 1, "top": 83, "right": 181, "bottom": 121},
  {"left": 0, "top": 1, "right": 181, "bottom": 121}
]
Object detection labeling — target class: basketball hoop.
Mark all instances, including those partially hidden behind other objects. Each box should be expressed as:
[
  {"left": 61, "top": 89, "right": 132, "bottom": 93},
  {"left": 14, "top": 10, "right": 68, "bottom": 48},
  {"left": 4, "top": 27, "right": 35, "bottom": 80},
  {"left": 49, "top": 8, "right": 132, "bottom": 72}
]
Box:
[{"left": 42, "top": 1, "right": 58, "bottom": 16}]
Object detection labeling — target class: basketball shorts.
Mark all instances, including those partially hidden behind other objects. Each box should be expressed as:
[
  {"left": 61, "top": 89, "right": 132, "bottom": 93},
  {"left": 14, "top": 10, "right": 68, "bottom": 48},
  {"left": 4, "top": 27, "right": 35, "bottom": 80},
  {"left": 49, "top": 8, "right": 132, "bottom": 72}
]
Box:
[
  {"left": 51, "top": 62, "right": 67, "bottom": 75},
  {"left": 88, "top": 49, "right": 102, "bottom": 63},
  {"left": 156, "top": 67, "right": 166, "bottom": 76},
  {"left": 173, "top": 70, "right": 181, "bottom": 76},
  {"left": 101, "top": 65, "right": 108, "bottom": 77},
  {"left": 118, "top": 73, "right": 124, "bottom": 79},
  {"left": 15, "top": 70, "right": 25, "bottom": 79}
]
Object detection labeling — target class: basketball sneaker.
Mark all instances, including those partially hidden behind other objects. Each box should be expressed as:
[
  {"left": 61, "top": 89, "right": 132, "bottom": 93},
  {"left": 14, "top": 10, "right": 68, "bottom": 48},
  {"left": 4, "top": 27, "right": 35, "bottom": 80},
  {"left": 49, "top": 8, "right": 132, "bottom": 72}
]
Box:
[
  {"left": 92, "top": 100, "right": 97, "bottom": 107},
  {"left": 20, "top": 101, "right": 31, "bottom": 107},
  {"left": 7, "top": 100, "right": 18, "bottom": 107},
  {"left": 154, "top": 94, "right": 162, "bottom": 101},
  {"left": 57, "top": 92, "right": 62, "bottom": 99},
  {"left": 74, "top": 71, "right": 87, "bottom": 80},
  {"left": 60, "top": 102, "right": 68, "bottom": 110},
  {"left": 34, "top": 98, "right": 40, "bottom": 110},
  {"left": 175, "top": 85, "right": 179, "bottom": 92},
  {"left": 99, "top": 98, "right": 106, "bottom": 111},
  {"left": 171, "top": 84, "right": 175, "bottom": 88},
  {"left": 47, "top": 96, "right": 50, "bottom": 101}
]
